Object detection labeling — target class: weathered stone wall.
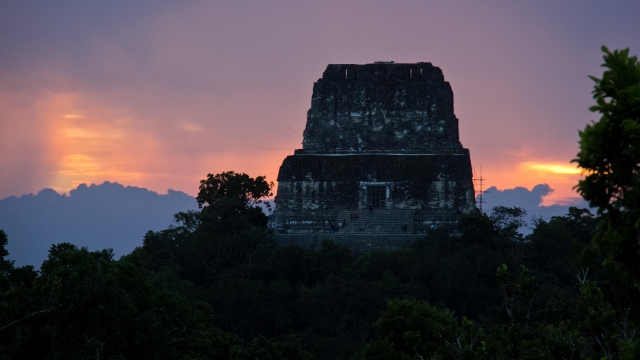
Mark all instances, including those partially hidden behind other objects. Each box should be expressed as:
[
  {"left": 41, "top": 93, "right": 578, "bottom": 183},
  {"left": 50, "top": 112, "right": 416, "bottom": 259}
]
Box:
[
  {"left": 275, "top": 153, "right": 474, "bottom": 212},
  {"left": 269, "top": 61, "right": 476, "bottom": 243},
  {"left": 301, "top": 62, "right": 462, "bottom": 153}
]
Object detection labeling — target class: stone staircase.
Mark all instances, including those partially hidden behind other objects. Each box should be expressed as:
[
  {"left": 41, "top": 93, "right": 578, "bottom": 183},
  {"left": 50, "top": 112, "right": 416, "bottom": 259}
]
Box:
[
  {"left": 334, "top": 209, "right": 415, "bottom": 234},
  {"left": 278, "top": 210, "right": 336, "bottom": 235},
  {"left": 272, "top": 208, "right": 462, "bottom": 255},
  {"left": 275, "top": 233, "right": 426, "bottom": 256}
]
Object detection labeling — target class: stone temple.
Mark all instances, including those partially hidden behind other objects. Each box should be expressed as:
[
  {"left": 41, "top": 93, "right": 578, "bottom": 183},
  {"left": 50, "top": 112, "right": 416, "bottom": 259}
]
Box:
[{"left": 269, "top": 61, "right": 476, "bottom": 252}]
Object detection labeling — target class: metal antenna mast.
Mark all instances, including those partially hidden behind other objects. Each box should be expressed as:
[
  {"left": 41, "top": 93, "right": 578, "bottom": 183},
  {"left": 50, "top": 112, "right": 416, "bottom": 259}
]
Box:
[{"left": 473, "top": 165, "right": 487, "bottom": 213}]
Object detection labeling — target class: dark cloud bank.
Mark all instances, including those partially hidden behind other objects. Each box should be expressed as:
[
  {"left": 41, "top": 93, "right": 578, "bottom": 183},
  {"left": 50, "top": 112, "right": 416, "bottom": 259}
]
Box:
[
  {"left": 0, "top": 182, "right": 198, "bottom": 267},
  {"left": 480, "top": 184, "right": 591, "bottom": 231},
  {"left": 0, "top": 182, "right": 589, "bottom": 267}
]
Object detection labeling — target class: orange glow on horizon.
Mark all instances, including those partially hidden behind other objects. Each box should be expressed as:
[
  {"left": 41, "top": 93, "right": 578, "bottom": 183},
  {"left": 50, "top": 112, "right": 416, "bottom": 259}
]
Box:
[
  {"left": 33, "top": 94, "right": 586, "bottom": 208},
  {"left": 522, "top": 162, "right": 582, "bottom": 175},
  {"left": 40, "top": 91, "right": 290, "bottom": 197},
  {"left": 479, "top": 160, "right": 584, "bottom": 206},
  {"left": 45, "top": 93, "right": 160, "bottom": 194}
]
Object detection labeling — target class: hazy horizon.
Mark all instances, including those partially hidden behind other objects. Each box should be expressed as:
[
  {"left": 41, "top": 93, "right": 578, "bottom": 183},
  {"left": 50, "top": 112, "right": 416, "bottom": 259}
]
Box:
[{"left": 1, "top": 180, "right": 589, "bottom": 267}]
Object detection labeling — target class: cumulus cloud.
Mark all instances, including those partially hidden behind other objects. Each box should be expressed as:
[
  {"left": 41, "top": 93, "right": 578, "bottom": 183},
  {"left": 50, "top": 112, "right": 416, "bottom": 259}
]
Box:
[
  {"left": 479, "top": 184, "right": 590, "bottom": 227},
  {"left": 0, "top": 182, "right": 199, "bottom": 267}
]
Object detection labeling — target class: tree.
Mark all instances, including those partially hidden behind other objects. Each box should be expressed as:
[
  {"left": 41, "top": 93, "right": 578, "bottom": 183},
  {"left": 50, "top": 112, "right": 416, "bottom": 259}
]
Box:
[
  {"left": 574, "top": 46, "right": 640, "bottom": 278},
  {"left": 363, "top": 298, "right": 483, "bottom": 360},
  {"left": 458, "top": 210, "right": 497, "bottom": 248},
  {"left": 0, "top": 241, "right": 244, "bottom": 359},
  {"left": 0, "top": 230, "right": 13, "bottom": 287},
  {"left": 573, "top": 47, "right": 640, "bottom": 359},
  {"left": 495, "top": 264, "right": 538, "bottom": 360},
  {"left": 196, "top": 171, "right": 273, "bottom": 209},
  {"left": 196, "top": 172, "right": 274, "bottom": 232},
  {"left": 490, "top": 206, "right": 527, "bottom": 244},
  {"left": 236, "top": 336, "right": 312, "bottom": 360}
]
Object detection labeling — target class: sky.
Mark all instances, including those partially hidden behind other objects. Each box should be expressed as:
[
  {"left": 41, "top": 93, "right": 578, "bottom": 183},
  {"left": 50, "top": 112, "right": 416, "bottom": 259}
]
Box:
[
  {"left": 1, "top": 1, "right": 639, "bottom": 206},
  {"left": 0, "top": 182, "right": 199, "bottom": 266}
]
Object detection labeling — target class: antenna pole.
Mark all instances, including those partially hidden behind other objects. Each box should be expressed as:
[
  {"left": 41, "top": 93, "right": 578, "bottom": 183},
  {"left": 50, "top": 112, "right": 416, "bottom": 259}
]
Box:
[{"left": 473, "top": 165, "right": 486, "bottom": 213}]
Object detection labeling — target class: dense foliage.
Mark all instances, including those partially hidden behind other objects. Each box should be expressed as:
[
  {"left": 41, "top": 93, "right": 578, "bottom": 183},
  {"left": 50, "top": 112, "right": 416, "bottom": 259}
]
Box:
[
  {"left": 3, "top": 203, "right": 637, "bottom": 359},
  {"left": 575, "top": 46, "right": 640, "bottom": 279},
  {"left": 197, "top": 171, "right": 273, "bottom": 209},
  {"left": 197, "top": 171, "right": 274, "bottom": 233}
]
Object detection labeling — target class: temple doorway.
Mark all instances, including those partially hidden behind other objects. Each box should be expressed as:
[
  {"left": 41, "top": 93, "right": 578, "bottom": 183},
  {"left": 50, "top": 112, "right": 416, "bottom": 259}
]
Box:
[{"left": 367, "top": 185, "right": 387, "bottom": 208}]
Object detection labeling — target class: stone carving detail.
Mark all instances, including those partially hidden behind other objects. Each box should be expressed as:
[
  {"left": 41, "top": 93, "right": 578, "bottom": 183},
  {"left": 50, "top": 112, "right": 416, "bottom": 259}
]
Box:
[
  {"left": 269, "top": 61, "right": 476, "bottom": 252},
  {"left": 300, "top": 62, "right": 462, "bottom": 154}
]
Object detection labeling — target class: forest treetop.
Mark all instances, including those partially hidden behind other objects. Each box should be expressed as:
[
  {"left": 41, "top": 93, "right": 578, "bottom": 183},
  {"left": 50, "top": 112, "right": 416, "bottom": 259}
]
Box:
[
  {"left": 575, "top": 46, "right": 640, "bottom": 278},
  {"left": 197, "top": 171, "right": 273, "bottom": 209}
]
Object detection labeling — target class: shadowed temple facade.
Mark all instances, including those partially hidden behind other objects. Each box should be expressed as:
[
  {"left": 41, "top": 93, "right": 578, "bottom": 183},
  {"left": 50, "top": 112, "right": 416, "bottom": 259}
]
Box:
[{"left": 269, "top": 61, "right": 476, "bottom": 253}]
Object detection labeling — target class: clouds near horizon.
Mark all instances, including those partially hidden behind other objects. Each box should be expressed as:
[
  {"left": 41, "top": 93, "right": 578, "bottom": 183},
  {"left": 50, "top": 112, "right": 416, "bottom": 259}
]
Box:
[
  {"left": 480, "top": 184, "right": 590, "bottom": 229},
  {"left": 0, "top": 181, "right": 198, "bottom": 267},
  {"left": 0, "top": 181, "right": 587, "bottom": 267}
]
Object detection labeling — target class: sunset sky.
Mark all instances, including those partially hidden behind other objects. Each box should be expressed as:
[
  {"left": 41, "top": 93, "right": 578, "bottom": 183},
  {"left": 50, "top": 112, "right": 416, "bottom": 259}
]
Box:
[{"left": 1, "top": 1, "right": 639, "bottom": 206}]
